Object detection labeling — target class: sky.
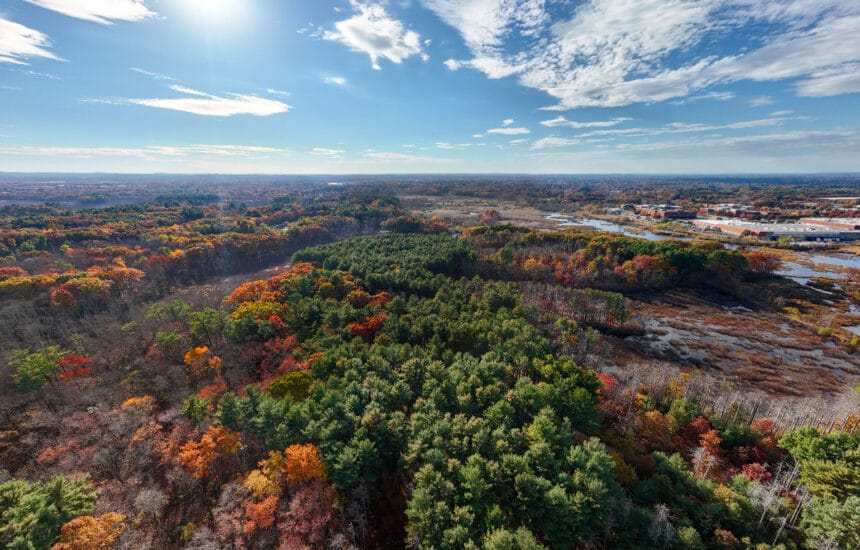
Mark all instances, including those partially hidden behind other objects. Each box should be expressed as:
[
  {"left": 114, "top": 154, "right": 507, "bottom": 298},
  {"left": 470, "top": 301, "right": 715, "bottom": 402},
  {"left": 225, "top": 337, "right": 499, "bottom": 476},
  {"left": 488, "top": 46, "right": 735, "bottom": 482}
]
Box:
[{"left": 1, "top": 0, "right": 859, "bottom": 174}]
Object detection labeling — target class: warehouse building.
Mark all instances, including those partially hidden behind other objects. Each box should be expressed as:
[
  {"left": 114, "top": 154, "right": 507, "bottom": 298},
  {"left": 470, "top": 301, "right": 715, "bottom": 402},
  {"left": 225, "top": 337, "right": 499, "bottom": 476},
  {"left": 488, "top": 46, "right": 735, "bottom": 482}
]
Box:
[
  {"left": 693, "top": 219, "right": 860, "bottom": 241},
  {"left": 799, "top": 218, "right": 860, "bottom": 231}
]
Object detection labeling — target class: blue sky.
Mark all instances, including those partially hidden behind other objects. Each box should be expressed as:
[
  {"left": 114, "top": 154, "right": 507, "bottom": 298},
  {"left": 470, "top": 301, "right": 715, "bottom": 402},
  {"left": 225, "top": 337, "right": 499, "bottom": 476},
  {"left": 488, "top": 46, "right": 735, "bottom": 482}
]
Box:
[{"left": 1, "top": 0, "right": 859, "bottom": 174}]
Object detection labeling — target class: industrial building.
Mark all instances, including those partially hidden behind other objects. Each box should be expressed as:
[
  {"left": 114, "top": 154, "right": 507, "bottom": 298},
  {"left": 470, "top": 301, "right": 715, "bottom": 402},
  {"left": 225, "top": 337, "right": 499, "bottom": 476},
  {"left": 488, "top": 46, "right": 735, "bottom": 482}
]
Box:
[
  {"left": 799, "top": 218, "right": 860, "bottom": 231},
  {"left": 693, "top": 219, "right": 860, "bottom": 241}
]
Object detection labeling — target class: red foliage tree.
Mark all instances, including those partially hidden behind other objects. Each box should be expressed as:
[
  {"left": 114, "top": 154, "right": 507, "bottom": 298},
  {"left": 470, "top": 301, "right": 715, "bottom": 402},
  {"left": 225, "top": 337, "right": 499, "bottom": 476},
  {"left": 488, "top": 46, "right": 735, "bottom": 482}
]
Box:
[
  {"left": 740, "top": 462, "right": 772, "bottom": 482},
  {"left": 56, "top": 355, "right": 92, "bottom": 383},
  {"left": 278, "top": 482, "right": 338, "bottom": 549},
  {"left": 742, "top": 251, "right": 782, "bottom": 276},
  {"left": 244, "top": 495, "right": 279, "bottom": 535},
  {"left": 347, "top": 313, "right": 388, "bottom": 341}
]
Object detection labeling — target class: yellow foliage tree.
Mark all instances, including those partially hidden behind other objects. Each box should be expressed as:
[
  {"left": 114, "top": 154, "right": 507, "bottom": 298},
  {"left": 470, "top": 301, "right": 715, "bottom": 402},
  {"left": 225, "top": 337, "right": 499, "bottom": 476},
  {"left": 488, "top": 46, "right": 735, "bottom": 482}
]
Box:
[{"left": 245, "top": 469, "right": 279, "bottom": 498}]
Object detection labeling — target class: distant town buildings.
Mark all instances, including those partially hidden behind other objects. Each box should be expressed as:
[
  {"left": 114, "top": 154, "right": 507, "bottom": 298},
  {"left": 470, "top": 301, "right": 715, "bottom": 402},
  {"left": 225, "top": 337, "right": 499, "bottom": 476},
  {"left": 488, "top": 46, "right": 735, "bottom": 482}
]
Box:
[
  {"left": 634, "top": 204, "right": 697, "bottom": 219},
  {"left": 699, "top": 204, "right": 761, "bottom": 218}
]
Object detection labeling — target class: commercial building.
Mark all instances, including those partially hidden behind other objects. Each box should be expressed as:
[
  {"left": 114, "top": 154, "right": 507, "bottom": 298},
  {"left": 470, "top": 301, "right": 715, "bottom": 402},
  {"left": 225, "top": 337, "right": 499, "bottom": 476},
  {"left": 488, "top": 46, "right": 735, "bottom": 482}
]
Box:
[
  {"left": 799, "top": 218, "right": 860, "bottom": 231},
  {"left": 693, "top": 219, "right": 860, "bottom": 241}
]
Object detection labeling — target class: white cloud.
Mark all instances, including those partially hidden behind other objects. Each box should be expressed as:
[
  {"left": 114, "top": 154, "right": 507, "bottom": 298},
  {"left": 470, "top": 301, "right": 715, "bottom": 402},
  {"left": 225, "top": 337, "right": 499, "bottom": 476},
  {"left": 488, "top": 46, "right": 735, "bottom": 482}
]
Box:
[
  {"left": 770, "top": 110, "right": 794, "bottom": 116},
  {"left": 796, "top": 63, "right": 860, "bottom": 97},
  {"left": 147, "top": 145, "right": 291, "bottom": 157},
  {"left": 24, "top": 0, "right": 156, "bottom": 24},
  {"left": 323, "top": 1, "right": 424, "bottom": 70},
  {"left": 531, "top": 137, "right": 580, "bottom": 149},
  {"left": 574, "top": 116, "right": 798, "bottom": 138},
  {"left": 472, "top": 133, "right": 485, "bottom": 138},
  {"left": 324, "top": 76, "right": 348, "bottom": 86},
  {"left": 423, "top": 0, "right": 860, "bottom": 108},
  {"left": 362, "top": 151, "right": 451, "bottom": 162},
  {"left": 266, "top": 88, "right": 291, "bottom": 97},
  {"left": 747, "top": 95, "right": 774, "bottom": 107},
  {"left": 709, "top": 14, "right": 860, "bottom": 83},
  {"left": 124, "top": 86, "right": 291, "bottom": 116},
  {"left": 0, "top": 144, "right": 291, "bottom": 158},
  {"left": 540, "top": 116, "right": 631, "bottom": 129},
  {"left": 502, "top": 118, "right": 514, "bottom": 126},
  {"left": 435, "top": 142, "right": 457, "bottom": 149},
  {"left": 311, "top": 147, "right": 345, "bottom": 156},
  {"left": 671, "top": 90, "right": 735, "bottom": 104},
  {"left": 487, "top": 127, "right": 529, "bottom": 135},
  {"left": 0, "top": 17, "right": 63, "bottom": 64},
  {"left": 22, "top": 69, "right": 61, "bottom": 79}
]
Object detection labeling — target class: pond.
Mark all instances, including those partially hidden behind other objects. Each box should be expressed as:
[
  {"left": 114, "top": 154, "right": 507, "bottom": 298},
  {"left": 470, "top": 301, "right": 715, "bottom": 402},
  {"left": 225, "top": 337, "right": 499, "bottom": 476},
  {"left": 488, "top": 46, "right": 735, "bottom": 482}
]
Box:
[
  {"left": 776, "top": 262, "right": 840, "bottom": 285},
  {"left": 809, "top": 253, "right": 860, "bottom": 270},
  {"left": 545, "top": 214, "right": 691, "bottom": 242}
]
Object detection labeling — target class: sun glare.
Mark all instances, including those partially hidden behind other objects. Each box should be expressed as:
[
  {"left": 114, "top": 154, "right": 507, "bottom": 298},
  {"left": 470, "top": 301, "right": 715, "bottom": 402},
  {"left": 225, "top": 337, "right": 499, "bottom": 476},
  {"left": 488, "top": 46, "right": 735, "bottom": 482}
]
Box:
[{"left": 182, "top": 0, "right": 242, "bottom": 25}]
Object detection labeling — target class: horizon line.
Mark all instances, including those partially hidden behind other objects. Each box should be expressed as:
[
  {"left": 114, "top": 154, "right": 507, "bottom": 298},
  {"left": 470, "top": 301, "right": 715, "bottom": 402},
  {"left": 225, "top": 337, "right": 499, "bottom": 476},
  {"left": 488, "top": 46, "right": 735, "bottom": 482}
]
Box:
[{"left": 3, "top": 171, "right": 860, "bottom": 178}]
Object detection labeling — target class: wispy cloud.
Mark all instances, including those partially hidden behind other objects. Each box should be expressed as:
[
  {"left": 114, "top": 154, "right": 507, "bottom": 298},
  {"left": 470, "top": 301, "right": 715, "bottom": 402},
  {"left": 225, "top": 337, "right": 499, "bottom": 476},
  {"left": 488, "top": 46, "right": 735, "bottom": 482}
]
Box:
[
  {"left": 323, "top": 1, "right": 425, "bottom": 70},
  {"left": 21, "top": 69, "right": 61, "bottom": 79},
  {"left": 487, "top": 127, "right": 529, "bottom": 135},
  {"left": 540, "top": 116, "right": 632, "bottom": 129},
  {"left": 324, "top": 76, "right": 348, "bottom": 86},
  {"left": 747, "top": 95, "right": 774, "bottom": 107},
  {"left": 362, "top": 151, "right": 451, "bottom": 162},
  {"left": 311, "top": 147, "right": 345, "bottom": 157},
  {"left": 0, "top": 17, "right": 63, "bottom": 64},
  {"left": 795, "top": 63, "right": 860, "bottom": 97},
  {"left": 24, "top": 0, "right": 156, "bottom": 25},
  {"left": 119, "top": 85, "right": 292, "bottom": 117},
  {"left": 266, "top": 88, "right": 291, "bottom": 98},
  {"left": 572, "top": 116, "right": 801, "bottom": 139},
  {"left": 436, "top": 142, "right": 480, "bottom": 150},
  {"left": 502, "top": 118, "right": 514, "bottom": 126},
  {"left": 531, "top": 137, "right": 580, "bottom": 149},
  {"left": 671, "top": 91, "right": 735, "bottom": 105},
  {"left": 424, "top": 0, "right": 860, "bottom": 108},
  {"left": 0, "top": 144, "right": 291, "bottom": 158},
  {"left": 130, "top": 67, "right": 175, "bottom": 81}
]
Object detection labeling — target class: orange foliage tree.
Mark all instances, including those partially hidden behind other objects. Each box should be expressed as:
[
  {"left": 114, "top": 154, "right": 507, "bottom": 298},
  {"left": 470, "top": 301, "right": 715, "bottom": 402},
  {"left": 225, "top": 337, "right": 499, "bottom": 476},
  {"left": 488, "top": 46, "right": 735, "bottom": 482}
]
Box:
[
  {"left": 225, "top": 280, "right": 277, "bottom": 305},
  {"left": 284, "top": 443, "right": 326, "bottom": 486},
  {"left": 51, "top": 513, "right": 126, "bottom": 550},
  {"left": 178, "top": 426, "right": 243, "bottom": 479},
  {"left": 183, "top": 346, "right": 222, "bottom": 379}
]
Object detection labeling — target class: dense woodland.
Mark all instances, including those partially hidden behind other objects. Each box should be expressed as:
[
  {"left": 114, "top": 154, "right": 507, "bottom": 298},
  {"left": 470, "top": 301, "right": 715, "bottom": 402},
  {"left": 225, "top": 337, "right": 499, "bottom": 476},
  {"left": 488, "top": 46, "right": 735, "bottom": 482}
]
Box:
[{"left": 0, "top": 182, "right": 858, "bottom": 549}]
